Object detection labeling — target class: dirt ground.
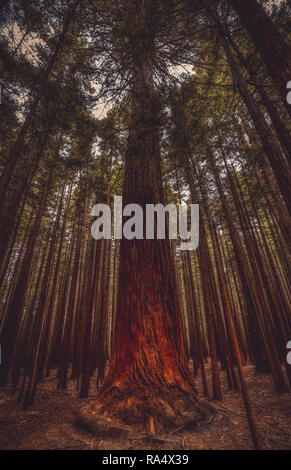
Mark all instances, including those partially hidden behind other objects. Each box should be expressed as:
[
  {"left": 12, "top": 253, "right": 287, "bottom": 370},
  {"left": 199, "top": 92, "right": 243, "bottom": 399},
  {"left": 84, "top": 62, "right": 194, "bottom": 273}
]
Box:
[{"left": 0, "top": 364, "right": 290, "bottom": 450}]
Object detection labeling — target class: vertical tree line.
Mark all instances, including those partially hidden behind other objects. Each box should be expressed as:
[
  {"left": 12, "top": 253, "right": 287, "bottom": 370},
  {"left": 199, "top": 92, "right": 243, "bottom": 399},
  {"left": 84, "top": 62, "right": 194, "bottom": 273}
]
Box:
[{"left": 0, "top": 0, "right": 290, "bottom": 449}]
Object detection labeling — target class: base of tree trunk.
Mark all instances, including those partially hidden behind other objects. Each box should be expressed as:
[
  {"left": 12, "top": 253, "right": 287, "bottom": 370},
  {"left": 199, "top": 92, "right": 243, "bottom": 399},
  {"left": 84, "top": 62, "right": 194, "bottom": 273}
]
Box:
[{"left": 75, "top": 384, "right": 213, "bottom": 437}]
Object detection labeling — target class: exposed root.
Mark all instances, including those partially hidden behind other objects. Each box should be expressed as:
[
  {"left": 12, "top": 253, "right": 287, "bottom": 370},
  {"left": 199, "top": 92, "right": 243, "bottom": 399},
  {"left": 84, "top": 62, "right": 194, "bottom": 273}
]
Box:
[
  {"left": 75, "top": 386, "right": 215, "bottom": 439},
  {"left": 75, "top": 408, "right": 132, "bottom": 439},
  {"left": 148, "top": 415, "right": 155, "bottom": 435}
]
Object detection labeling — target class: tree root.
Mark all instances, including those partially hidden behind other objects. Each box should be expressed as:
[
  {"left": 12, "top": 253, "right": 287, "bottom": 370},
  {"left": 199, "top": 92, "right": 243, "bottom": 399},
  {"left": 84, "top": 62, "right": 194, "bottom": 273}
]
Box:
[
  {"left": 74, "top": 393, "right": 215, "bottom": 440},
  {"left": 74, "top": 408, "right": 132, "bottom": 439}
]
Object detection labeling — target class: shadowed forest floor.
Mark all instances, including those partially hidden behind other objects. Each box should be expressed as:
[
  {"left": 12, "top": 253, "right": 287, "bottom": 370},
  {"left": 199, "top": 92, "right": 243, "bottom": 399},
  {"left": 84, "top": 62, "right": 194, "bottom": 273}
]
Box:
[{"left": 0, "top": 364, "right": 290, "bottom": 450}]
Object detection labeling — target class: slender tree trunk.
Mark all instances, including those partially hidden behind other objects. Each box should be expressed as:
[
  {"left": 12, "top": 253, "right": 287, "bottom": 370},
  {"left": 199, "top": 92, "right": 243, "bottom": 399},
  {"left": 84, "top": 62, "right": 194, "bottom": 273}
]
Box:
[
  {"left": 0, "top": 143, "right": 43, "bottom": 268},
  {"left": 184, "top": 159, "right": 222, "bottom": 400},
  {"left": 228, "top": 35, "right": 291, "bottom": 161},
  {"left": 228, "top": 0, "right": 291, "bottom": 115},
  {"left": 255, "top": 161, "right": 291, "bottom": 248},
  {"left": 185, "top": 252, "right": 209, "bottom": 397},
  {"left": 0, "top": 2, "right": 77, "bottom": 207},
  {"left": 0, "top": 181, "right": 49, "bottom": 386},
  {"left": 217, "top": 17, "right": 291, "bottom": 215}
]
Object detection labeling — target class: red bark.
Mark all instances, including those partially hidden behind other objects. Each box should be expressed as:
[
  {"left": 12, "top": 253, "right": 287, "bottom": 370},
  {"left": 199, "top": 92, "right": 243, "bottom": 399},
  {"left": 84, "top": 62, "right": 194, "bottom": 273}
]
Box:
[{"left": 79, "top": 62, "right": 209, "bottom": 433}]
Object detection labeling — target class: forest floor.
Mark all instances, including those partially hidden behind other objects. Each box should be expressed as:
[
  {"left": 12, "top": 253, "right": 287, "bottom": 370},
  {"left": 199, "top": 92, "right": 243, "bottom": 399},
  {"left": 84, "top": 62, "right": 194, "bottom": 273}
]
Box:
[{"left": 0, "top": 364, "right": 290, "bottom": 450}]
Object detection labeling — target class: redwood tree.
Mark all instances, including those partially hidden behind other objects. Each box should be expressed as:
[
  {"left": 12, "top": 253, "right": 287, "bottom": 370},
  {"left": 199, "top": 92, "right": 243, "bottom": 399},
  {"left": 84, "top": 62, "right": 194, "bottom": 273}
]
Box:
[{"left": 79, "top": 0, "right": 210, "bottom": 433}]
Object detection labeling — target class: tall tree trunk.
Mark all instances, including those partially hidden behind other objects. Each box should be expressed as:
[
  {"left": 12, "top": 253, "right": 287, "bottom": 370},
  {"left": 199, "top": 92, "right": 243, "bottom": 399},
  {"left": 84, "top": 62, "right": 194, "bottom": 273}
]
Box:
[
  {"left": 211, "top": 9, "right": 291, "bottom": 216},
  {"left": 0, "top": 181, "right": 49, "bottom": 386},
  {"left": 0, "top": 2, "right": 77, "bottom": 207},
  {"left": 208, "top": 151, "right": 287, "bottom": 392},
  {"left": 255, "top": 162, "right": 291, "bottom": 248},
  {"left": 219, "top": 27, "right": 291, "bottom": 215},
  {"left": 228, "top": 0, "right": 291, "bottom": 115},
  {"left": 0, "top": 142, "right": 43, "bottom": 268},
  {"left": 228, "top": 34, "right": 291, "bottom": 161},
  {"left": 184, "top": 160, "right": 222, "bottom": 400},
  {"left": 79, "top": 61, "right": 210, "bottom": 434}
]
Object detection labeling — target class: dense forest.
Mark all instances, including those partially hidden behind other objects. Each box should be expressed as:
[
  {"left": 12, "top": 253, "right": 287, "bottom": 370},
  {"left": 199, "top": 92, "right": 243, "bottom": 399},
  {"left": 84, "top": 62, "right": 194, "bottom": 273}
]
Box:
[{"left": 0, "top": 0, "right": 290, "bottom": 451}]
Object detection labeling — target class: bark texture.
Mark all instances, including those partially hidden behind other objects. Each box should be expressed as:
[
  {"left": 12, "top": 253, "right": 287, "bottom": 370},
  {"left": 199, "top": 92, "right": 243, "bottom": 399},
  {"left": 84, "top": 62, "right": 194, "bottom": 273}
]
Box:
[
  {"left": 229, "top": 0, "right": 291, "bottom": 115},
  {"left": 79, "top": 61, "right": 210, "bottom": 434}
]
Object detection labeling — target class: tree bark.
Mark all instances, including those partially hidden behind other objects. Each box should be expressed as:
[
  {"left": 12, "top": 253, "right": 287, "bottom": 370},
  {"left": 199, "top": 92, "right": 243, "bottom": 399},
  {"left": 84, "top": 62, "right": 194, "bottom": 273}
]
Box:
[
  {"left": 216, "top": 16, "right": 291, "bottom": 215},
  {"left": 0, "top": 181, "right": 49, "bottom": 386},
  {"left": 229, "top": 0, "right": 291, "bottom": 115},
  {"left": 0, "top": 2, "right": 77, "bottom": 207},
  {"left": 79, "top": 61, "right": 209, "bottom": 434}
]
